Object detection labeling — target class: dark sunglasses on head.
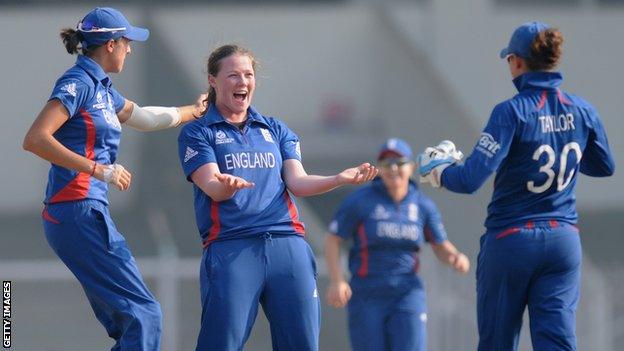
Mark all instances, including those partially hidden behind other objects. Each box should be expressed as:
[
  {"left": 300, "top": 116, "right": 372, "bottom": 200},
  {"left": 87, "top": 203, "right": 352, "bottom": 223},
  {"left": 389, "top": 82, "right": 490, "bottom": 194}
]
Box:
[{"left": 378, "top": 157, "right": 411, "bottom": 168}]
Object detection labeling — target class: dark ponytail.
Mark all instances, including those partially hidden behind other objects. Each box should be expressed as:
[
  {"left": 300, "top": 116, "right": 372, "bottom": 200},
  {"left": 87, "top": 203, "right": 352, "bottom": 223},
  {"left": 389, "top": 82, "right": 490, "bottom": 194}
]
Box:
[
  {"left": 60, "top": 28, "right": 87, "bottom": 55},
  {"left": 526, "top": 28, "right": 564, "bottom": 71}
]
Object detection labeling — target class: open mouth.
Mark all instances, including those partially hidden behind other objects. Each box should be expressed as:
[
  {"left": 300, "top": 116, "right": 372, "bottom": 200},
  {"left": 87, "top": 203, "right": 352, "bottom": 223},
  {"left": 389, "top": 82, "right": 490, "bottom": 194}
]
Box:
[{"left": 233, "top": 91, "right": 247, "bottom": 102}]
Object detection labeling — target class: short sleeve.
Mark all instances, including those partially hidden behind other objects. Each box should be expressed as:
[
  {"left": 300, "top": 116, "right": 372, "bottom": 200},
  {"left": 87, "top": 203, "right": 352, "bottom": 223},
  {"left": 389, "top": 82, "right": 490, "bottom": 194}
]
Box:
[
  {"left": 420, "top": 195, "right": 448, "bottom": 244},
  {"left": 273, "top": 119, "right": 302, "bottom": 162},
  {"left": 328, "top": 192, "right": 362, "bottom": 240},
  {"left": 48, "top": 78, "right": 90, "bottom": 118},
  {"left": 178, "top": 123, "right": 217, "bottom": 181},
  {"left": 108, "top": 86, "right": 126, "bottom": 113}
]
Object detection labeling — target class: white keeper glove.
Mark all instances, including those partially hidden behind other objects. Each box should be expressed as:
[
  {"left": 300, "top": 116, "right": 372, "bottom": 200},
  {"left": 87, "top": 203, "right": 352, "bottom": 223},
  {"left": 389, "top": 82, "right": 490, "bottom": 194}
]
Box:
[{"left": 417, "top": 140, "right": 463, "bottom": 188}]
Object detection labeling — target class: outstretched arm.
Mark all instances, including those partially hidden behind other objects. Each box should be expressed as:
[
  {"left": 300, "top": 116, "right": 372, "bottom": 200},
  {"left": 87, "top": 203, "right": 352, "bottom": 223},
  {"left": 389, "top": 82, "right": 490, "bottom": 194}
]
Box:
[
  {"left": 282, "top": 159, "right": 377, "bottom": 197},
  {"left": 118, "top": 93, "right": 208, "bottom": 131},
  {"left": 438, "top": 103, "right": 517, "bottom": 193}
]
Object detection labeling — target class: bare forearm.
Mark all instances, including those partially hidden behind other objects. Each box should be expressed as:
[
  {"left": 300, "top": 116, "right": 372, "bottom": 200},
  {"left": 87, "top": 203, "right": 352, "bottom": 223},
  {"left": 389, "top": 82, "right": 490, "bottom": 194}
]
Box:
[
  {"left": 178, "top": 104, "right": 202, "bottom": 124},
  {"left": 23, "top": 132, "right": 93, "bottom": 174},
  {"left": 325, "top": 235, "right": 346, "bottom": 284},
  {"left": 432, "top": 240, "right": 460, "bottom": 266},
  {"left": 288, "top": 175, "right": 340, "bottom": 197},
  {"left": 196, "top": 180, "right": 236, "bottom": 202}
]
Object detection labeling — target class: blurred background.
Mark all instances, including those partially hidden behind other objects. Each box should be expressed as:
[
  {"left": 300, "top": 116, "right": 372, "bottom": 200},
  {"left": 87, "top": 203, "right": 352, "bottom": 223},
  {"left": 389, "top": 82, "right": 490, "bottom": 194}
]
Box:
[{"left": 1, "top": 0, "right": 622, "bottom": 350}]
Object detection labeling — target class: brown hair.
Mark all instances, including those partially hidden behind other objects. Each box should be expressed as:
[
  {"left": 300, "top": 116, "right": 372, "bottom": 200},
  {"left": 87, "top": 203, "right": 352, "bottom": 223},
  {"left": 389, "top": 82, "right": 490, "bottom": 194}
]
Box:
[
  {"left": 205, "top": 44, "right": 257, "bottom": 107},
  {"left": 526, "top": 28, "right": 564, "bottom": 71},
  {"left": 60, "top": 28, "right": 90, "bottom": 55}
]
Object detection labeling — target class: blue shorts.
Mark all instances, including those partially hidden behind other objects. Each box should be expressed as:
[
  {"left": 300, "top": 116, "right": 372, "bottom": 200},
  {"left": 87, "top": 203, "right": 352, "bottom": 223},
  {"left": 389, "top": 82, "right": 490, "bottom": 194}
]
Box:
[
  {"left": 196, "top": 234, "right": 320, "bottom": 351},
  {"left": 43, "top": 199, "right": 162, "bottom": 351},
  {"left": 348, "top": 277, "right": 427, "bottom": 351},
  {"left": 477, "top": 220, "right": 581, "bottom": 351}
]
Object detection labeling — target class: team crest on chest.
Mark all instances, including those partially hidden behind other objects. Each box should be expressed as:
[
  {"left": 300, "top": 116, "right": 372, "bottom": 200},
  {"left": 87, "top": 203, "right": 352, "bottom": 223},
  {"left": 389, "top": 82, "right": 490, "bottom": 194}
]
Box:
[
  {"left": 371, "top": 204, "right": 391, "bottom": 220},
  {"left": 260, "top": 128, "right": 274, "bottom": 143},
  {"left": 408, "top": 203, "right": 419, "bottom": 222},
  {"left": 215, "top": 130, "right": 234, "bottom": 145}
]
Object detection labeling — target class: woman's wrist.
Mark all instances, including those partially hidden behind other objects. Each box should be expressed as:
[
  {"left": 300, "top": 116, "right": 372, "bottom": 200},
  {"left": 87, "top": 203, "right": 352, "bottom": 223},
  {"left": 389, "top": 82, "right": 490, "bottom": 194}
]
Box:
[
  {"left": 449, "top": 251, "right": 461, "bottom": 265},
  {"left": 333, "top": 174, "right": 342, "bottom": 188},
  {"left": 89, "top": 161, "right": 97, "bottom": 176}
]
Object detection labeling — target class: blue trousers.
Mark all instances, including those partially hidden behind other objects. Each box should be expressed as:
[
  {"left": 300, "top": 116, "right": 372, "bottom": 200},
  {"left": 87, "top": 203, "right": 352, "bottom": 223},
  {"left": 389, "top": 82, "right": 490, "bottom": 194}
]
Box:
[
  {"left": 347, "top": 279, "right": 427, "bottom": 351},
  {"left": 43, "top": 200, "right": 162, "bottom": 351},
  {"left": 196, "top": 234, "right": 320, "bottom": 351},
  {"left": 477, "top": 221, "right": 581, "bottom": 351}
]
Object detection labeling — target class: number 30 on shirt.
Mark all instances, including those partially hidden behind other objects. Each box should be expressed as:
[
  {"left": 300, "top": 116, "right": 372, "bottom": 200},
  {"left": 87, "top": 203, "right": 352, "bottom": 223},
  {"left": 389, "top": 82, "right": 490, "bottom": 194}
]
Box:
[{"left": 527, "top": 142, "right": 582, "bottom": 194}]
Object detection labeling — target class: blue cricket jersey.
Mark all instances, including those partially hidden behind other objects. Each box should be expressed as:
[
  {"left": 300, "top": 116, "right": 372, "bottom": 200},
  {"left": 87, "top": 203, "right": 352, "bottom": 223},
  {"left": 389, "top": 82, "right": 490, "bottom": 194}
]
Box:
[
  {"left": 45, "top": 55, "right": 126, "bottom": 205},
  {"left": 442, "top": 71, "right": 615, "bottom": 230},
  {"left": 178, "top": 104, "right": 305, "bottom": 246},
  {"left": 329, "top": 179, "right": 447, "bottom": 287}
]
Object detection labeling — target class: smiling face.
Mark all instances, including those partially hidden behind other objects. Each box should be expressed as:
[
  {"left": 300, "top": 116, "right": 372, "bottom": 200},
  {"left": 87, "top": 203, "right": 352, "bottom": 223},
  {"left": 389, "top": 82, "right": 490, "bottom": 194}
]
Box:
[
  {"left": 209, "top": 54, "right": 256, "bottom": 120},
  {"left": 379, "top": 157, "right": 414, "bottom": 191}
]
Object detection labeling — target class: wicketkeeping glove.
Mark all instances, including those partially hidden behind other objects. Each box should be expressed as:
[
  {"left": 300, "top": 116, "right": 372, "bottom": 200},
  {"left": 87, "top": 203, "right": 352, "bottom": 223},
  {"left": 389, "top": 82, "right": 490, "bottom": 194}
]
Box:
[{"left": 417, "top": 140, "right": 463, "bottom": 188}]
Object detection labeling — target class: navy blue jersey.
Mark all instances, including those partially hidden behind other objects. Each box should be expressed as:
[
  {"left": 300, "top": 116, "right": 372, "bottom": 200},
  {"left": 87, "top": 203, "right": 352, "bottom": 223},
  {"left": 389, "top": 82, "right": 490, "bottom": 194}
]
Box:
[
  {"left": 45, "top": 55, "right": 126, "bottom": 205},
  {"left": 178, "top": 104, "right": 305, "bottom": 246},
  {"left": 329, "top": 179, "right": 447, "bottom": 282},
  {"left": 442, "top": 72, "right": 615, "bottom": 230}
]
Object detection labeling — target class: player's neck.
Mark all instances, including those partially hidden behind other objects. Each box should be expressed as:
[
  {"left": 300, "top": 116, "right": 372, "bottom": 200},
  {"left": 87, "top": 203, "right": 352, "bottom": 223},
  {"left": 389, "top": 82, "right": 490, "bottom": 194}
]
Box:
[{"left": 387, "top": 185, "right": 408, "bottom": 203}]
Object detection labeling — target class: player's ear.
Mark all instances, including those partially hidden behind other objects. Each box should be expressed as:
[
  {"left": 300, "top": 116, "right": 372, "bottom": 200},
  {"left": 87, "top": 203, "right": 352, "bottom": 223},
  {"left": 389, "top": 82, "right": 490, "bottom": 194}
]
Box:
[
  {"left": 208, "top": 74, "right": 217, "bottom": 88},
  {"left": 105, "top": 39, "right": 116, "bottom": 53},
  {"left": 515, "top": 56, "right": 527, "bottom": 71}
]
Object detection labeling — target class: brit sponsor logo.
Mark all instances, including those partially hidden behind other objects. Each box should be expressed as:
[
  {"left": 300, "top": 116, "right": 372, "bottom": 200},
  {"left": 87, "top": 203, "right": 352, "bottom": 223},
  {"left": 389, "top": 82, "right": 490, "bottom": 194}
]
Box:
[
  {"left": 184, "top": 146, "right": 198, "bottom": 163},
  {"left": 260, "top": 128, "right": 274, "bottom": 143},
  {"left": 61, "top": 82, "right": 77, "bottom": 97},
  {"left": 371, "top": 205, "right": 391, "bottom": 220},
  {"left": 476, "top": 132, "right": 501, "bottom": 158},
  {"left": 215, "top": 130, "right": 234, "bottom": 145}
]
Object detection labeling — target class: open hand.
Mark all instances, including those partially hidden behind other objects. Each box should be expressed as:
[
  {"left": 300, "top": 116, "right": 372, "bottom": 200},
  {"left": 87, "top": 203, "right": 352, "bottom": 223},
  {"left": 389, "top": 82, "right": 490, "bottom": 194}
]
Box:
[
  {"left": 336, "top": 163, "right": 378, "bottom": 186},
  {"left": 214, "top": 173, "right": 254, "bottom": 195}
]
